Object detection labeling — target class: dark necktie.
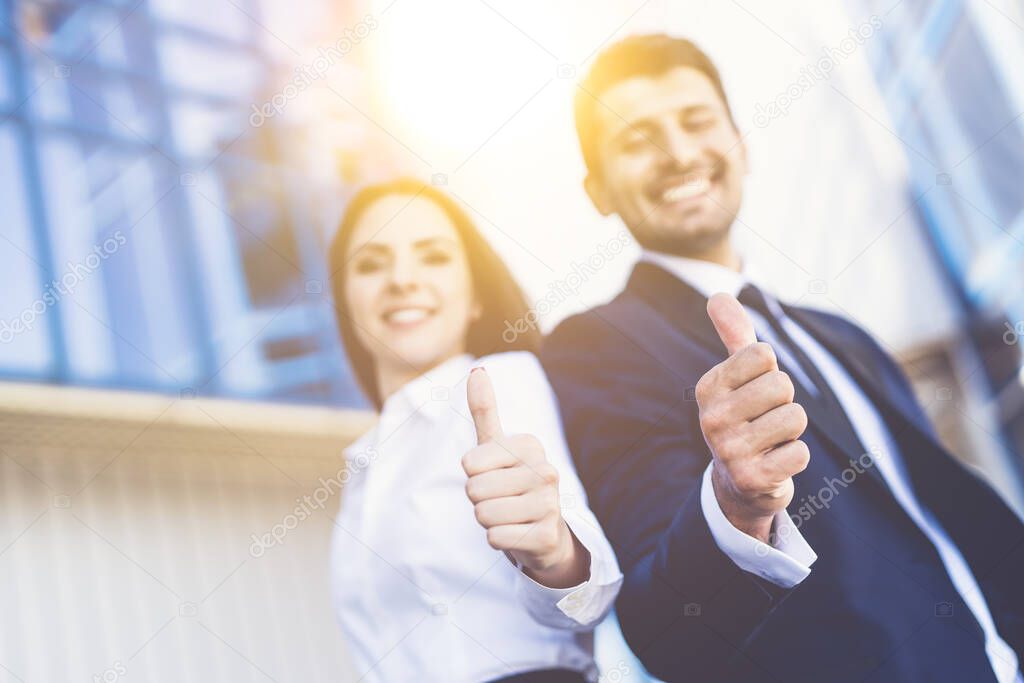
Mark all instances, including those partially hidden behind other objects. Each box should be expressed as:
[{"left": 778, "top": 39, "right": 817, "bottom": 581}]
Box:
[{"left": 737, "top": 284, "right": 868, "bottom": 460}]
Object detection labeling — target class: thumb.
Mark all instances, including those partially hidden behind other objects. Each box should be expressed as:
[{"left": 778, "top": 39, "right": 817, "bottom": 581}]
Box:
[
  {"left": 707, "top": 292, "right": 757, "bottom": 356},
  {"left": 467, "top": 367, "right": 504, "bottom": 444}
]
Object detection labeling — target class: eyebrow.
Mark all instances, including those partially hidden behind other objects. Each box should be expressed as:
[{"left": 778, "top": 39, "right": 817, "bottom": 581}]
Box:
[
  {"left": 350, "top": 236, "right": 457, "bottom": 256},
  {"left": 412, "top": 237, "right": 457, "bottom": 249}
]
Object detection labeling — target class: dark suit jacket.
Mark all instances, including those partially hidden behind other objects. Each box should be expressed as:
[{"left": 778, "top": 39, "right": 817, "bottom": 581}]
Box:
[{"left": 541, "top": 261, "right": 1024, "bottom": 683}]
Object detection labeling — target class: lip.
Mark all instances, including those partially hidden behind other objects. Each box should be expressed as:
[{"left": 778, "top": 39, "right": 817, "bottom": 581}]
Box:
[{"left": 380, "top": 305, "right": 437, "bottom": 329}]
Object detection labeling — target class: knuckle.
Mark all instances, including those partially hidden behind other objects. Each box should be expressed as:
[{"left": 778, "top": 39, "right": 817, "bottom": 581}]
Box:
[
  {"left": 473, "top": 502, "right": 490, "bottom": 526},
  {"left": 537, "top": 463, "right": 559, "bottom": 486},
  {"left": 792, "top": 440, "right": 811, "bottom": 471},
  {"left": 485, "top": 527, "right": 504, "bottom": 550},
  {"left": 715, "top": 435, "right": 744, "bottom": 462},
  {"left": 751, "top": 342, "right": 777, "bottom": 370},
  {"left": 695, "top": 374, "right": 714, "bottom": 404},
  {"left": 731, "top": 469, "right": 757, "bottom": 495},
  {"left": 788, "top": 402, "right": 808, "bottom": 432},
  {"left": 771, "top": 370, "right": 795, "bottom": 402},
  {"left": 700, "top": 405, "right": 725, "bottom": 433}
]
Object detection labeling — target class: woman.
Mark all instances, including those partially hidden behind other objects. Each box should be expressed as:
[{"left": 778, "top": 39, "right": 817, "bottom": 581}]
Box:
[{"left": 328, "top": 179, "right": 622, "bottom": 683}]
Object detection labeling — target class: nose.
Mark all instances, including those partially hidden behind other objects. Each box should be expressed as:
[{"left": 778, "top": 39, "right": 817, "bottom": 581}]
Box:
[
  {"left": 386, "top": 252, "right": 419, "bottom": 293},
  {"left": 660, "top": 126, "right": 701, "bottom": 171}
]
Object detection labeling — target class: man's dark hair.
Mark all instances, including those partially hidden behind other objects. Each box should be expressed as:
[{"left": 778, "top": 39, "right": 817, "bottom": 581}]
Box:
[{"left": 574, "top": 34, "right": 736, "bottom": 175}]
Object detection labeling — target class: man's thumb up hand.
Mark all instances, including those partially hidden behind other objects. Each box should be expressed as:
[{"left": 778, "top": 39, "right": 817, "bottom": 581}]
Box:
[
  {"left": 461, "top": 367, "right": 587, "bottom": 588},
  {"left": 695, "top": 292, "right": 809, "bottom": 544}
]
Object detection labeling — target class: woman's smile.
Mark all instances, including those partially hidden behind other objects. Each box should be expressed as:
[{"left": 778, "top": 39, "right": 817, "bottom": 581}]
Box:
[{"left": 380, "top": 304, "right": 438, "bottom": 329}]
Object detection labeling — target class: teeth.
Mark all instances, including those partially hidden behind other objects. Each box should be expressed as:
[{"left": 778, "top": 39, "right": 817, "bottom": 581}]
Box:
[
  {"left": 662, "top": 175, "right": 711, "bottom": 202},
  {"left": 385, "top": 308, "right": 430, "bottom": 324}
]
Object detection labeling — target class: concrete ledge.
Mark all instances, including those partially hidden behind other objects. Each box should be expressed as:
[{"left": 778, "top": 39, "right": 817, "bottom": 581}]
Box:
[{"left": 0, "top": 381, "right": 376, "bottom": 458}]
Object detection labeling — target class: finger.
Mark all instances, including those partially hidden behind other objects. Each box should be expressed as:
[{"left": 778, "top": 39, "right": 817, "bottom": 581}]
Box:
[
  {"left": 719, "top": 342, "right": 779, "bottom": 389},
  {"left": 744, "top": 402, "right": 808, "bottom": 453},
  {"left": 465, "top": 465, "right": 547, "bottom": 502},
  {"left": 467, "top": 367, "right": 503, "bottom": 444},
  {"left": 720, "top": 370, "right": 795, "bottom": 421},
  {"left": 707, "top": 292, "right": 757, "bottom": 356},
  {"left": 461, "top": 442, "right": 519, "bottom": 477},
  {"left": 761, "top": 439, "right": 811, "bottom": 480},
  {"left": 473, "top": 490, "right": 554, "bottom": 527},
  {"left": 484, "top": 522, "right": 551, "bottom": 553}
]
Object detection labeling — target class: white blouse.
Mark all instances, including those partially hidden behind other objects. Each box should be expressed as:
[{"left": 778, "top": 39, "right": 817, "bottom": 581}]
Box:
[{"left": 331, "top": 351, "right": 623, "bottom": 683}]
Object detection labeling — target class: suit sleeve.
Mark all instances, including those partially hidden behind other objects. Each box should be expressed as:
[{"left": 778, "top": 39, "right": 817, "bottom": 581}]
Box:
[{"left": 541, "top": 313, "right": 798, "bottom": 681}]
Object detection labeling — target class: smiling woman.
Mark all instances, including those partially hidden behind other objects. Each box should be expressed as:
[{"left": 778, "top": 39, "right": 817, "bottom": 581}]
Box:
[
  {"left": 324, "top": 177, "right": 623, "bottom": 683},
  {"left": 327, "top": 178, "right": 541, "bottom": 408}
]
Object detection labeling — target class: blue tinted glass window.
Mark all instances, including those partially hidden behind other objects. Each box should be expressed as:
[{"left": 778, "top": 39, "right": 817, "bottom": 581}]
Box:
[{"left": 0, "top": 124, "right": 56, "bottom": 375}]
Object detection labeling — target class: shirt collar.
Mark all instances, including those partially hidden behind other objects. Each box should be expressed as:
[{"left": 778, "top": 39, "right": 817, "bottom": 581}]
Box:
[
  {"left": 640, "top": 249, "right": 748, "bottom": 298},
  {"left": 345, "top": 353, "right": 476, "bottom": 458},
  {"left": 380, "top": 352, "right": 475, "bottom": 420}
]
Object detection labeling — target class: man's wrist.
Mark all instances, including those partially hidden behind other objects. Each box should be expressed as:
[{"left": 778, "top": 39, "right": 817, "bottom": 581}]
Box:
[{"left": 710, "top": 465, "right": 775, "bottom": 543}]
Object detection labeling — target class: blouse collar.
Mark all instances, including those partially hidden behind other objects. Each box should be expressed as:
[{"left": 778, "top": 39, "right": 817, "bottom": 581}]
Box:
[{"left": 346, "top": 353, "right": 476, "bottom": 458}]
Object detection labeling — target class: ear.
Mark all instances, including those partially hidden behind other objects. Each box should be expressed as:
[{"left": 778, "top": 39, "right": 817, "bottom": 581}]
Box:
[
  {"left": 584, "top": 171, "right": 614, "bottom": 217},
  {"left": 470, "top": 298, "right": 483, "bottom": 322}
]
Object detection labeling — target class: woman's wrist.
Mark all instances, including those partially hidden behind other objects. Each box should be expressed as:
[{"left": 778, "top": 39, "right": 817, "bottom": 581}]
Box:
[{"left": 522, "top": 520, "right": 591, "bottom": 589}]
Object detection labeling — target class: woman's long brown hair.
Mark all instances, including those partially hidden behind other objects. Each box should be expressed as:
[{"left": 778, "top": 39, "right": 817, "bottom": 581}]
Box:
[{"left": 328, "top": 179, "right": 542, "bottom": 409}]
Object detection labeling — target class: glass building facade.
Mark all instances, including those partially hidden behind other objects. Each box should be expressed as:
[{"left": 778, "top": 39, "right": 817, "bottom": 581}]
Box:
[
  {"left": 0, "top": 0, "right": 368, "bottom": 406},
  {"left": 2, "top": 0, "right": 1022, "bottom": 431},
  {"left": 844, "top": 0, "right": 1024, "bottom": 470}
]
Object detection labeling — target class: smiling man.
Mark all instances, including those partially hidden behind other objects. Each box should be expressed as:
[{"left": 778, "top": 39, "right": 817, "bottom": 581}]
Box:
[
  {"left": 536, "top": 34, "right": 1024, "bottom": 682},
  {"left": 576, "top": 45, "right": 745, "bottom": 268}
]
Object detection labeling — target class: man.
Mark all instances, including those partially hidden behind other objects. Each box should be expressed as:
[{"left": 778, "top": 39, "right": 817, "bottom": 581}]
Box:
[{"left": 535, "top": 34, "right": 1024, "bottom": 682}]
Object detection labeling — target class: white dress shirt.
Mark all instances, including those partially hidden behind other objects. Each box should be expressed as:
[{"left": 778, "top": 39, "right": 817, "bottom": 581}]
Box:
[
  {"left": 642, "top": 250, "right": 1022, "bottom": 683},
  {"left": 331, "top": 351, "right": 623, "bottom": 683}
]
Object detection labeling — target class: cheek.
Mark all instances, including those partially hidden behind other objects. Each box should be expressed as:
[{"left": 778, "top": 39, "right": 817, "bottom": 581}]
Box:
[
  {"left": 345, "top": 278, "right": 382, "bottom": 329},
  {"left": 720, "top": 151, "right": 746, "bottom": 194},
  {"left": 616, "top": 156, "right": 653, "bottom": 193}
]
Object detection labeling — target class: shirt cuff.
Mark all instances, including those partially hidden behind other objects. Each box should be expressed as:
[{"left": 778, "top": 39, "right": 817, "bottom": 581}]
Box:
[
  {"left": 512, "top": 513, "right": 623, "bottom": 629},
  {"left": 699, "top": 462, "right": 817, "bottom": 588}
]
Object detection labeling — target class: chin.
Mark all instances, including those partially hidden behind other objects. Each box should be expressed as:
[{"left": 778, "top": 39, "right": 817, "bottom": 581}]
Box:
[
  {"left": 391, "top": 337, "right": 462, "bottom": 370},
  {"left": 383, "top": 343, "right": 438, "bottom": 367},
  {"left": 636, "top": 221, "right": 731, "bottom": 256}
]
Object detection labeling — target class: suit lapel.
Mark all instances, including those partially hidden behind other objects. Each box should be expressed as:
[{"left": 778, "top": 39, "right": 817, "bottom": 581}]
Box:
[
  {"left": 786, "top": 306, "right": 945, "bottom": 454},
  {"left": 623, "top": 262, "right": 726, "bottom": 357}
]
